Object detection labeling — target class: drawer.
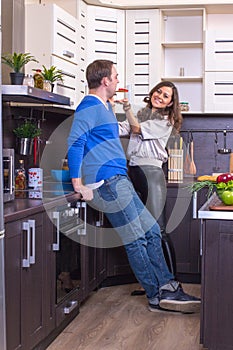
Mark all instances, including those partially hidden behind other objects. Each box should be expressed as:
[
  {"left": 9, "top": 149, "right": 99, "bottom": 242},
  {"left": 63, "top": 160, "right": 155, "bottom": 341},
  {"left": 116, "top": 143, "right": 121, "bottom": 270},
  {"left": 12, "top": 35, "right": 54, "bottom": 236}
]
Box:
[
  {"left": 53, "top": 6, "right": 78, "bottom": 64},
  {"left": 205, "top": 72, "right": 233, "bottom": 112},
  {"left": 56, "top": 289, "right": 80, "bottom": 327},
  {"left": 52, "top": 55, "right": 78, "bottom": 107},
  {"left": 205, "top": 30, "right": 233, "bottom": 71}
]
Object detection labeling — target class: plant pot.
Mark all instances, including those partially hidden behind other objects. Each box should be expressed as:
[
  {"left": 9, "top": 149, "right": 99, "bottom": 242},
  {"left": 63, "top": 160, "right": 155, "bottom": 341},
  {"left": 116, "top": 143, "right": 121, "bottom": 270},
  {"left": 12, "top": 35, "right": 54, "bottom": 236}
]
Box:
[
  {"left": 16, "top": 138, "right": 34, "bottom": 155},
  {"left": 10, "top": 72, "right": 25, "bottom": 85}
]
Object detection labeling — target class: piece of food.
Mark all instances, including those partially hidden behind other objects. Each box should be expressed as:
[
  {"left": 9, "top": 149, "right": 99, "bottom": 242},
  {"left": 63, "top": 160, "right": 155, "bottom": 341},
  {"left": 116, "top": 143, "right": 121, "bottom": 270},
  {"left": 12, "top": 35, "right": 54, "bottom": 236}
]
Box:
[
  {"left": 221, "top": 190, "right": 233, "bottom": 205},
  {"left": 116, "top": 88, "right": 128, "bottom": 92},
  {"left": 197, "top": 175, "right": 217, "bottom": 182},
  {"left": 216, "top": 173, "right": 233, "bottom": 183}
]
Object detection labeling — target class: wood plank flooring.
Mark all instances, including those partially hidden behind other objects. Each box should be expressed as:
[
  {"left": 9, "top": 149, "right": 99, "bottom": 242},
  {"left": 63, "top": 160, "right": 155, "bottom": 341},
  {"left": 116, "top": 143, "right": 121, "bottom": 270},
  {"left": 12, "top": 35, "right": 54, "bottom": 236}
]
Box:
[{"left": 47, "top": 283, "right": 207, "bottom": 350}]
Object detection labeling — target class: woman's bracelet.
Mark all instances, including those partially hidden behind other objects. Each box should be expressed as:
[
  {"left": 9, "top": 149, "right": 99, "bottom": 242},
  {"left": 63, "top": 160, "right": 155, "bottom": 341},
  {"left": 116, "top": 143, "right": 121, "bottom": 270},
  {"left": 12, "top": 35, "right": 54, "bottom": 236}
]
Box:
[{"left": 123, "top": 103, "right": 131, "bottom": 112}]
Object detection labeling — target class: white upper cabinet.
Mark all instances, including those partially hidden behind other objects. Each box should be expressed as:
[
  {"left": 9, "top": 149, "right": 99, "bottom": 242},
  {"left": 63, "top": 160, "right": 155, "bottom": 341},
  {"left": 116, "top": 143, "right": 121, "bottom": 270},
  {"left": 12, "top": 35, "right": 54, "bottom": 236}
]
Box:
[
  {"left": 125, "top": 10, "right": 159, "bottom": 110},
  {"left": 205, "top": 14, "right": 233, "bottom": 71},
  {"left": 205, "top": 13, "right": 233, "bottom": 112},
  {"left": 86, "top": 5, "right": 125, "bottom": 88},
  {"left": 25, "top": 3, "right": 79, "bottom": 108},
  {"left": 76, "top": 0, "right": 88, "bottom": 102},
  {"left": 160, "top": 8, "right": 205, "bottom": 113},
  {"left": 206, "top": 31, "right": 233, "bottom": 71}
]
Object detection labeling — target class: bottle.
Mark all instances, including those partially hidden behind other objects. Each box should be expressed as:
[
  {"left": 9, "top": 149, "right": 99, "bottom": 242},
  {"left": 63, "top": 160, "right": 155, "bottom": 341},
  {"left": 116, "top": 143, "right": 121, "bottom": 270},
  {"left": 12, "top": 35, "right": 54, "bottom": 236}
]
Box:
[
  {"left": 23, "top": 74, "right": 35, "bottom": 87},
  {"left": 33, "top": 69, "right": 44, "bottom": 89},
  {"left": 15, "top": 159, "right": 27, "bottom": 190},
  {"left": 62, "top": 159, "right": 69, "bottom": 170}
]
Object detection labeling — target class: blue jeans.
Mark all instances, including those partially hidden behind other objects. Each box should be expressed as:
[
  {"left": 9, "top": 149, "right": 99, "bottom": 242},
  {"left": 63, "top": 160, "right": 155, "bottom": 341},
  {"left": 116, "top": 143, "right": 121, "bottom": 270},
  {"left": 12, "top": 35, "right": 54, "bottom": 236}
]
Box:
[{"left": 90, "top": 174, "right": 174, "bottom": 304}]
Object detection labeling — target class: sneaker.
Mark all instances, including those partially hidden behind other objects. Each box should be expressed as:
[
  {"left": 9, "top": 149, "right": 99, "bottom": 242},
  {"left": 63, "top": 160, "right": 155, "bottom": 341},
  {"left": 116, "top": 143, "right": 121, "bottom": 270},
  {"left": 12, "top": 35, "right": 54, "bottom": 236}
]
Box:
[
  {"left": 159, "top": 284, "right": 201, "bottom": 313},
  {"left": 148, "top": 303, "right": 183, "bottom": 314}
]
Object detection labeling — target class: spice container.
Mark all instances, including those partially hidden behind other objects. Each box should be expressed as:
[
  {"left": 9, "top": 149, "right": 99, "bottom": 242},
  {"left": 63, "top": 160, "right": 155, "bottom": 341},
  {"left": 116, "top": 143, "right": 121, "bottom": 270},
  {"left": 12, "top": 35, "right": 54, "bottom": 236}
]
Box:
[{"left": 23, "top": 74, "right": 34, "bottom": 87}]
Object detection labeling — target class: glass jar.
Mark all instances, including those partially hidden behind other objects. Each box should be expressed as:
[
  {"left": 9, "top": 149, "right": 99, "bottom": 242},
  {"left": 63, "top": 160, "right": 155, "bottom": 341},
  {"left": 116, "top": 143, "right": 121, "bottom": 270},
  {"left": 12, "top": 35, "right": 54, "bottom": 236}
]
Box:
[
  {"left": 23, "top": 74, "right": 34, "bottom": 87},
  {"left": 179, "top": 102, "right": 190, "bottom": 112},
  {"left": 43, "top": 80, "right": 52, "bottom": 92},
  {"left": 33, "top": 69, "right": 44, "bottom": 89}
]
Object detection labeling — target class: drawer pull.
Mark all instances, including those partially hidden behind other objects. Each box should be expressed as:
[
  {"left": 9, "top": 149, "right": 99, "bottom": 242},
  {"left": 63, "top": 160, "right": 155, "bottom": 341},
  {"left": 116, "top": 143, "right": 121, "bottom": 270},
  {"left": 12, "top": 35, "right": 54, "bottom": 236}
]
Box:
[
  {"left": 22, "top": 221, "right": 30, "bottom": 268},
  {"left": 64, "top": 300, "right": 78, "bottom": 314},
  {"left": 63, "top": 50, "right": 74, "bottom": 59}
]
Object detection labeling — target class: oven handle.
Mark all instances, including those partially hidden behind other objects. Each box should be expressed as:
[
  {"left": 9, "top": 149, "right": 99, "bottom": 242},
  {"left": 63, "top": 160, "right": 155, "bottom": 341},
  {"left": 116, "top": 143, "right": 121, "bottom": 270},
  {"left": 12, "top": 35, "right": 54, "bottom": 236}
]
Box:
[
  {"left": 52, "top": 211, "right": 60, "bottom": 251},
  {"left": 9, "top": 155, "right": 14, "bottom": 194}
]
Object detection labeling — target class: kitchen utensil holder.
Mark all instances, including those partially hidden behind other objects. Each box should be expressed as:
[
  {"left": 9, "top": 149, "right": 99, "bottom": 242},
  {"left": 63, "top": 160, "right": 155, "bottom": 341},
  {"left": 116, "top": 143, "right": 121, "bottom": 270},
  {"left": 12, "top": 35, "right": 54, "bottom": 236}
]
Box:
[{"left": 168, "top": 149, "right": 184, "bottom": 182}]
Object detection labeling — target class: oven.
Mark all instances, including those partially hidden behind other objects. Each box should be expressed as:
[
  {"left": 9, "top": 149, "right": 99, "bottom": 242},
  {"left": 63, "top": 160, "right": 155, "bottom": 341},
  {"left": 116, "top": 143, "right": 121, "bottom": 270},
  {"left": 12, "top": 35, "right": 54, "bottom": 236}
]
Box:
[
  {"left": 3, "top": 149, "right": 15, "bottom": 203},
  {"left": 51, "top": 200, "right": 87, "bottom": 307}
]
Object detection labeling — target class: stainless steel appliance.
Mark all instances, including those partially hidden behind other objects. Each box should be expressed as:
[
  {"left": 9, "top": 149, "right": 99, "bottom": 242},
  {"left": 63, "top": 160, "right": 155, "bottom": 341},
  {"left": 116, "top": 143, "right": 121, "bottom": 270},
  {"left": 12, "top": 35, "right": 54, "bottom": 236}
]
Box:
[
  {"left": 3, "top": 148, "right": 14, "bottom": 203},
  {"left": 0, "top": 1, "right": 7, "bottom": 347}
]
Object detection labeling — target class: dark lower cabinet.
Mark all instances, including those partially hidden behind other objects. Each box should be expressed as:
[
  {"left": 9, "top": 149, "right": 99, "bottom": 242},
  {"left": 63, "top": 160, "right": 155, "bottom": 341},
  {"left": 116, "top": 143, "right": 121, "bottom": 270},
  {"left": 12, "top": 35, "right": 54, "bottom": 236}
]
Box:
[
  {"left": 5, "top": 202, "right": 108, "bottom": 350},
  {"left": 165, "top": 185, "right": 208, "bottom": 281},
  {"left": 201, "top": 219, "right": 233, "bottom": 350},
  {"left": 81, "top": 207, "right": 107, "bottom": 301},
  {"left": 103, "top": 185, "right": 208, "bottom": 285},
  {"left": 5, "top": 211, "right": 55, "bottom": 350}
]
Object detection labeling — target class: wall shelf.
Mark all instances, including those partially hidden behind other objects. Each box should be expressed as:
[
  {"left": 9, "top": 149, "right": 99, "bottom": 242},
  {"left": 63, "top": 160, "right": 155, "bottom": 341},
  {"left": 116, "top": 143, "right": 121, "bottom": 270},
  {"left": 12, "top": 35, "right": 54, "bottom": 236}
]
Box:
[{"left": 2, "top": 85, "right": 71, "bottom": 106}]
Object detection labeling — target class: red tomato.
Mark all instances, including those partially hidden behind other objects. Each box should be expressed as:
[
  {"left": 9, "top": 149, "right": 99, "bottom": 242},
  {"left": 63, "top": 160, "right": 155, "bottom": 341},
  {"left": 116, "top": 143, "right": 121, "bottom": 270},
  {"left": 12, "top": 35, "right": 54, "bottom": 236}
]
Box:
[{"left": 216, "top": 173, "right": 233, "bottom": 183}]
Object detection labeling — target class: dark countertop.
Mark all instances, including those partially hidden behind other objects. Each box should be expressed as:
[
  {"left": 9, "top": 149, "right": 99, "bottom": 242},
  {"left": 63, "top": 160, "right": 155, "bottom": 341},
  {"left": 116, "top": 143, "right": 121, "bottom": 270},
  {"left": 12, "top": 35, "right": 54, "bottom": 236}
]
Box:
[
  {"left": 4, "top": 192, "right": 81, "bottom": 223},
  {"left": 4, "top": 179, "right": 194, "bottom": 223}
]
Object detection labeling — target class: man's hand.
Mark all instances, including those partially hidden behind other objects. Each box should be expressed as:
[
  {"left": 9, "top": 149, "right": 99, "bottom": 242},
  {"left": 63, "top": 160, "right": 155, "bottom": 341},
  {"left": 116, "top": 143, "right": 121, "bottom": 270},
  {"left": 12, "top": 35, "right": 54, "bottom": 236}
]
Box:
[{"left": 72, "top": 179, "right": 94, "bottom": 201}]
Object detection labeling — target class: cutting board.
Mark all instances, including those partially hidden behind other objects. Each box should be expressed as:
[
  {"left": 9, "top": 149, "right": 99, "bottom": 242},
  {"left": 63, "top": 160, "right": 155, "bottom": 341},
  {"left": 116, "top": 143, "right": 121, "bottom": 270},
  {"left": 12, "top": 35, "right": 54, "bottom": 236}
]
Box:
[{"left": 209, "top": 203, "right": 233, "bottom": 211}]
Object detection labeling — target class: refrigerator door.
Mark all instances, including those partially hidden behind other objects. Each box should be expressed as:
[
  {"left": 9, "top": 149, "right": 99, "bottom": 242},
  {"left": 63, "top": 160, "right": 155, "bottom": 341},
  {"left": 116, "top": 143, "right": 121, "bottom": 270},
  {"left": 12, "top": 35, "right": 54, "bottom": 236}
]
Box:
[{"left": 0, "top": 1, "right": 7, "bottom": 347}]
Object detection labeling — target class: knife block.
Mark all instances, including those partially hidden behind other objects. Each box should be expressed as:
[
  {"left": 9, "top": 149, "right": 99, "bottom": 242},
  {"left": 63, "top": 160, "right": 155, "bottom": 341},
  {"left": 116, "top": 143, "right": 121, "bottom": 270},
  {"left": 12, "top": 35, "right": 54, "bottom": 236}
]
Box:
[{"left": 168, "top": 149, "right": 184, "bottom": 182}]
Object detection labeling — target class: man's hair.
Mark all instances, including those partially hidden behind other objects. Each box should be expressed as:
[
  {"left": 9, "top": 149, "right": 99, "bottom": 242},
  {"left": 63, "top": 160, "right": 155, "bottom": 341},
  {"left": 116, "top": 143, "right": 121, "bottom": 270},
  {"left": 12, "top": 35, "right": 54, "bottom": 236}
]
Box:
[{"left": 86, "top": 59, "right": 114, "bottom": 89}]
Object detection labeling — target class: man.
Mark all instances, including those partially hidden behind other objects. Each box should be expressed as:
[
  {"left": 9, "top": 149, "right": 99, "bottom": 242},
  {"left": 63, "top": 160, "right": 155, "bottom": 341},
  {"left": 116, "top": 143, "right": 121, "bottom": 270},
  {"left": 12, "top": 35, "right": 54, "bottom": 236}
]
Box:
[{"left": 67, "top": 59, "right": 200, "bottom": 313}]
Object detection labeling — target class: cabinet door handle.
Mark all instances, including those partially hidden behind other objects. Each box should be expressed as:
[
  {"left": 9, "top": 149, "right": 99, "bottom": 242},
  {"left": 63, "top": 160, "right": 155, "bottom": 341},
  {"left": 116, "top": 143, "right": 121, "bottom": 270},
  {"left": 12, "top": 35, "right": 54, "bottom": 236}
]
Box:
[
  {"left": 192, "top": 191, "right": 197, "bottom": 219},
  {"left": 96, "top": 211, "right": 104, "bottom": 227},
  {"left": 76, "top": 202, "right": 87, "bottom": 235},
  {"left": 64, "top": 300, "right": 78, "bottom": 314},
  {"left": 52, "top": 211, "right": 60, "bottom": 251},
  {"left": 63, "top": 50, "right": 74, "bottom": 58},
  {"left": 22, "top": 221, "right": 30, "bottom": 268},
  {"left": 28, "top": 220, "right": 36, "bottom": 264}
]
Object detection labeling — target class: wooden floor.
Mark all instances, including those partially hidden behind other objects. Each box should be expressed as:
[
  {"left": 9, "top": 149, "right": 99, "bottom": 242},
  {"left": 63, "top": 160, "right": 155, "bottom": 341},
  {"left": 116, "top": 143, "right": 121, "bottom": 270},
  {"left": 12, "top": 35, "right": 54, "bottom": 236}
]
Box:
[{"left": 47, "top": 283, "right": 207, "bottom": 350}]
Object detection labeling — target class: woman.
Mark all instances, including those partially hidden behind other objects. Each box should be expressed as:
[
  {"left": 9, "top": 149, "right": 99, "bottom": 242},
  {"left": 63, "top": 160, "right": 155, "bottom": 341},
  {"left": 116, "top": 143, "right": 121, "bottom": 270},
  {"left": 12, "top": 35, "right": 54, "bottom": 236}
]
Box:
[{"left": 118, "top": 81, "right": 183, "bottom": 294}]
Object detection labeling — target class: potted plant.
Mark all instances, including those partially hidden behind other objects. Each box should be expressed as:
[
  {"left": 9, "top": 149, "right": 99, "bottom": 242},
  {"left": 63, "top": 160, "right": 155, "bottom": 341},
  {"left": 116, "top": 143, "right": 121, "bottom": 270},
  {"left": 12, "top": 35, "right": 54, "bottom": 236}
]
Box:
[
  {"left": 41, "top": 65, "right": 64, "bottom": 92},
  {"left": 13, "top": 120, "right": 41, "bottom": 155},
  {"left": 1, "top": 52, "right": 38, "bottom": 85}
]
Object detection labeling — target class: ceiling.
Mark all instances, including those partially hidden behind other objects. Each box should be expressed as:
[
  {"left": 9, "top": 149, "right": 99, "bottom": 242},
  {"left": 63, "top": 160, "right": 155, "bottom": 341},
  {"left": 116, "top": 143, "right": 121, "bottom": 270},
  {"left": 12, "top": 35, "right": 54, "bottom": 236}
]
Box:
[{"left": 83, "top": 0, "right": 233, "bottom": 12}]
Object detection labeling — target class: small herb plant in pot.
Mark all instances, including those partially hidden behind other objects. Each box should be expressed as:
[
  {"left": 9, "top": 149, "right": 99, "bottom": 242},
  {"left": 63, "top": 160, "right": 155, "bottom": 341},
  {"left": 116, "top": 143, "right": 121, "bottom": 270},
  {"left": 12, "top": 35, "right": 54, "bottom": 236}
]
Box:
[
  {"left": 41, "top": 65, "right": 64, "bottom": 91},
  {"left": 13, "top": 121, "right": 41, "bottom": 155},
  {"left": 1, "top": 52, "right": 38, "bottom": 85}
]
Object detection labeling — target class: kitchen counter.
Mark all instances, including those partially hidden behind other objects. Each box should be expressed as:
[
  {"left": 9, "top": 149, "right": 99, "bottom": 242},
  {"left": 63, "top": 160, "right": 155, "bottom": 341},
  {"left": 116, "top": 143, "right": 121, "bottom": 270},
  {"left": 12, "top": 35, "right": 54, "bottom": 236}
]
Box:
[
  {"left": 4, "top": 191, "right": 80, "bottom": 223},
  {"left": 198, "top": 192, "right": 233, "bottom": 220},
  {"left": 199, "top": 193, "right": 233, "bottom": 350}
]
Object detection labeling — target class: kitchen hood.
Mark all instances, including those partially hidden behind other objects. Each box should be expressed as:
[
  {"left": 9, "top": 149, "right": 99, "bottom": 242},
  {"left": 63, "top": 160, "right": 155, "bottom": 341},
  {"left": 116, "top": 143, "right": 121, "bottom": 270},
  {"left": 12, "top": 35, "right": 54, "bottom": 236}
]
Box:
[{"left": 2, "top": 85, "right": 70, "bottom": 106}]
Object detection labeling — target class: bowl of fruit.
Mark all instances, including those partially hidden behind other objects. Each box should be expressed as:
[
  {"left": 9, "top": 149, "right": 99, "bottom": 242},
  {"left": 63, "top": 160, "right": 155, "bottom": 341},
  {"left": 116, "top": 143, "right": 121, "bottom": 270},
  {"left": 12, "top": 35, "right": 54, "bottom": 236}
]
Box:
[{"left": 189, "top": 172, "right": 233, "bottom": 205}]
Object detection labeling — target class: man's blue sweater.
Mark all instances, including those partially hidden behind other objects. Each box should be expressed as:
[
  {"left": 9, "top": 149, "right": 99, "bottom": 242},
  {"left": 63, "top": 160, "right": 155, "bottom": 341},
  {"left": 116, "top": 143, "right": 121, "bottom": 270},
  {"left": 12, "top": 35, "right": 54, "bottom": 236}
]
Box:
[{"left": 67, "top": 95, "right": 127, "bottom": 185}]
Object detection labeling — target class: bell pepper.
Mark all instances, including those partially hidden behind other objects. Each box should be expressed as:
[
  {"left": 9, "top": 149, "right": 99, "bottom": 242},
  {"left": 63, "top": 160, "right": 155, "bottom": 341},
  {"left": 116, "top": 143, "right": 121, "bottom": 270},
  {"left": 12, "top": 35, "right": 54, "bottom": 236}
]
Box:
[{"left": 216, "top": 173, "right": 233, "bottom": 183}]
